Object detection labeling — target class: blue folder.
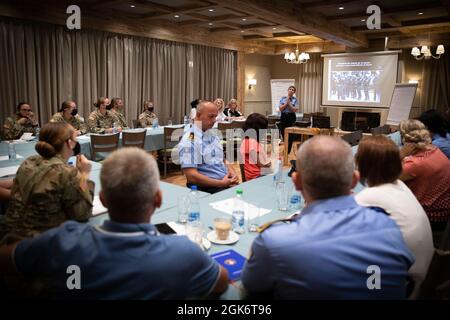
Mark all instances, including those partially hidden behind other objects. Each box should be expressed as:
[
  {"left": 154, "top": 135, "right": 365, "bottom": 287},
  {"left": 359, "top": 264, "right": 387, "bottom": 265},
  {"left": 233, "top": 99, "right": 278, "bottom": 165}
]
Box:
[{"left": 210, "top": 249, "right": 246, "bottom": 281}]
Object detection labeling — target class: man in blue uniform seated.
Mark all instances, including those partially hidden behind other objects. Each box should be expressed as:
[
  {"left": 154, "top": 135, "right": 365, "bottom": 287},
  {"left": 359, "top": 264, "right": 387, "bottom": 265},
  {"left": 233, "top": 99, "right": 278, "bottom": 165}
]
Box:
[
  {"left": 0, "top": 148, "right": 228, "bottom": 299},
  {"left": 178, "top": 100, "right": 239, "bottom": 194},
  {"left": 241, "top": 136, "right": 414, "bottom": 299}
]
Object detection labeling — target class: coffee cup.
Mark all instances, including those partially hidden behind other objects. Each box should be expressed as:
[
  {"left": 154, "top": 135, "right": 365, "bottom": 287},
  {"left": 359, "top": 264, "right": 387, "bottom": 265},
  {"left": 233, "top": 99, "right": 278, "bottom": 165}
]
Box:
[{"left": 214, "top": 217, "right": 232, "bottom": 240}]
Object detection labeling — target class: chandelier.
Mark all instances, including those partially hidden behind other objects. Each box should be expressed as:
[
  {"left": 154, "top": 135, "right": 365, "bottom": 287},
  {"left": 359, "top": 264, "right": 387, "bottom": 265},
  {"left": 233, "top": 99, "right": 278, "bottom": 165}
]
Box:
[
  {"left": 284, "top": 44, "right": 310, "bottom": 64},
  {"left": 411, "top": 45, "right": 445, "bottom": 60}
]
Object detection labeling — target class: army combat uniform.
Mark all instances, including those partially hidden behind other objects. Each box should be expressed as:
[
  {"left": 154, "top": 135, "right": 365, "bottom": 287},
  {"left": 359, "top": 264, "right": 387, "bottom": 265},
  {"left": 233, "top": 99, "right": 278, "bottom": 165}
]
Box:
[
  {"left": 87, "top": 110, "right": 115, "bottom": 134},
  {"left": 0, "top": 155, "right": 94, "bottom": 239},
  {"left": 110, "top": 109, "right": 129, "bottom": 129},
  {"left": 138, "top": 111, "right": 157, "bottom": 128},
  {"left": 50, "top": 112, "right": 87, "bottom": 135},
  {"left": 3, "top": 114, "right": 39, "bottom": 140}
]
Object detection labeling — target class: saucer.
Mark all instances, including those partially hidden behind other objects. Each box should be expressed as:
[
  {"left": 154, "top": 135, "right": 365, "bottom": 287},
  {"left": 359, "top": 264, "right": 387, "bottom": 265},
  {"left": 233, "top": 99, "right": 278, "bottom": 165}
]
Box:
[{"left": 206, "top": 230, "right": 239, "bottom": 245}]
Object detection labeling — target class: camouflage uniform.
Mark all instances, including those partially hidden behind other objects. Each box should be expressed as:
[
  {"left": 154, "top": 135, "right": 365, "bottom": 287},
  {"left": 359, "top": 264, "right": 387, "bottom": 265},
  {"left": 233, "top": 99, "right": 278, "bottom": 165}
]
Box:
[
  {"left": 50, "top": 112, "right": 87, "bottom": 135},
  {"left": 87, "top": 110, "right": 115, "bottom": 134},
  {"left": 0, "top": 155, "right": 94, "bottom": 239},
  {"left": 110, "top": 109, "right": 129, "bottom": 129},
  {"left": 3, "top": 114, "right": 39, "bottom": 140},
  {"left": 138, "top": 111, "right": 157, "bottom": 128}
]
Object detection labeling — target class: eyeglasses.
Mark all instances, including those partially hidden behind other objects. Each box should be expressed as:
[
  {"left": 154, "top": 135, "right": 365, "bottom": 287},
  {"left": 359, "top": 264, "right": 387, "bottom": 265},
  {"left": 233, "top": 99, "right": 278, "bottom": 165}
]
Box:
[{"left": 20, "top": 109, "right": 32, "bottom": 112}]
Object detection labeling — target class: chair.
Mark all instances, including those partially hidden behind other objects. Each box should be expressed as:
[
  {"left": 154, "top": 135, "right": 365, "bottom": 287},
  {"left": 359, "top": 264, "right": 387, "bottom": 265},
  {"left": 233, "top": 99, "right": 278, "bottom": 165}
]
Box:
[
  {"left": 239, "top": 163, "right": 246, "bottom": 183},
  {"left": 90, "top": 133, "right": 120, "bottom": 161},
  {"left": 122, "top": 130, "right": 146, "bottom": 149},
  {"left": 132, "top": 119, "right": 141, "bottom": 129},
  {"left": 311, "top": 115, "right": 331, "bottom": 129},
  {"left": 159, "top": 126, "right": 183, "bottom": 176},
  {"left": 418, "top": 249, "right": 450, "bottom": 299},
  {"left": 341, "top": 130, "right": 363, "bottom": 147},
  {"left": 371, "top": 125, "right": 390, "bottom": 135}
]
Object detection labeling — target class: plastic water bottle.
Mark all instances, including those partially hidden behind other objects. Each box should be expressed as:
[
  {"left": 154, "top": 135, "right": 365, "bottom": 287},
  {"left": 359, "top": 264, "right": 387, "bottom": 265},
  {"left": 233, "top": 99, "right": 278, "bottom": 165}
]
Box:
[
  {"left": 187, "top": 185, "right": 200, "bottom": 223},
  {"left": 289, "top": 193, "right": 302, "bottom": 211},
  {"left": 35, "top": 127, "right": 40, "bottom": 138},
  {"left": 8, "top": 142, "right": 17, "bottom": 161},
  {"left": 275, "top": 157, "right": 283, "bottom": 183},
  {"left": 152, "top": 118, "right": 159, "bottom": 129},
  {"left": 232, "top": 189, "right": 245, "bottom": 234},
  {"left": 112, "top": 122, "right": 117, "bottom": 133},
  {"left": 183, "top": 115, "right": 189, "bottom": 125}
]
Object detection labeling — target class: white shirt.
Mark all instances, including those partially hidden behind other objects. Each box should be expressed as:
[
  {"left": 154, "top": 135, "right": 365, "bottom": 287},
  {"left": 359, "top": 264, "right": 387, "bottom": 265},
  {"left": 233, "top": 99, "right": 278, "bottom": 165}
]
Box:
[
  {"left": 355, "top": 180, "right": 434, "bottom": 298},
  {"left": 189, "top": 108, "right": 197, "bottom": 120}
]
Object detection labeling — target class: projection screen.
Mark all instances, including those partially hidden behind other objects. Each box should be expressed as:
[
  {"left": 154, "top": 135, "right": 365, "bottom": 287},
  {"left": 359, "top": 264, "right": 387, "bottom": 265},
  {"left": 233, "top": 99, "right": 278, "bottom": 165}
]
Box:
[{"left": 322, "top": 51, "right": 399, "bottom": 108}]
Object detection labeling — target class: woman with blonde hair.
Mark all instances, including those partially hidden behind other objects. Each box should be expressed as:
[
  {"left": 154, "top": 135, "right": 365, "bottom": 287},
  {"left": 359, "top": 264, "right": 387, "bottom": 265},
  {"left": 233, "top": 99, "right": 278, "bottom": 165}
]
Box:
[
  {"left": 224, "top": 99, "right": 243, "bottom": 120},
  {"left": 213, "top": 98, "right": 226, "bottom": 122},
  {"left": 399, "top": 119, "right": 450, "bottom": 230},
  {"left": 1, "top": 122, "right": 94, "bottom": 240}
]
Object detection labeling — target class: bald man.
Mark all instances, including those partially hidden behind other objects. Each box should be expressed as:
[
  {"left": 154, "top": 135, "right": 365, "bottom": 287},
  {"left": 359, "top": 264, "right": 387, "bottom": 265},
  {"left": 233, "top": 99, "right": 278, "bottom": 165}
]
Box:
[
  {"left": 178, "top": 100, "right": 239, "bottom": 194},
  {"left": 242, "top": 136, "right": 414, "bottom": 299}
]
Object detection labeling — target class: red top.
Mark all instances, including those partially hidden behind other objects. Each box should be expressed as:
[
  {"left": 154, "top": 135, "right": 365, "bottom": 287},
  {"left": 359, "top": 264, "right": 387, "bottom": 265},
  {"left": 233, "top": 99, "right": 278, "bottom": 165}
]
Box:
[
  {"left": 240, "top": 138, "right": 269, "bottom": 181},
  {"left": 403, "top": 146, "right": 450, "bottom": 222}
]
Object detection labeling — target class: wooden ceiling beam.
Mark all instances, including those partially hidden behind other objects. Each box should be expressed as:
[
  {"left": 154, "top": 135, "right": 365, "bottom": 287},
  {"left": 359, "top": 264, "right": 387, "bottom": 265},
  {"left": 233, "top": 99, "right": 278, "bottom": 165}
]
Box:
[
  {"left": 208, "top": 0, "right": 367, "bottom": 47},
  {"left": 296, "top": 0, "right": 365, "bottom": 10},
  {"left": 329, "top": 1, "right": 446, "bottom": 21},
  {"left": 274, "top": 41, "right": 345, "bottom": 54}
]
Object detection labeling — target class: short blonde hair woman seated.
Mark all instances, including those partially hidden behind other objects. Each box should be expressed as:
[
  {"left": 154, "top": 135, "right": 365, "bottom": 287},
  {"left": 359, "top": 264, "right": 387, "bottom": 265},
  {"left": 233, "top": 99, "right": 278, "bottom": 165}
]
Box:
[{"left": 399, "top": 119, "right": 450, "bottom": 231}]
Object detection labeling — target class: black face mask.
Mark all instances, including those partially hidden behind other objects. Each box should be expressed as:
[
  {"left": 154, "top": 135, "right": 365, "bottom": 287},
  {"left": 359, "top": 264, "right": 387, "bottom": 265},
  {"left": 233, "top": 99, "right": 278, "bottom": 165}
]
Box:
[
  {"left": 73, "top": 141, "right": 81, "bottom": 156},
  {"left": 148, "top": 108, "right": 154, "bottom": 112},
  {"left": 71, "top": 109, "right": 78, "bottom": 116}
]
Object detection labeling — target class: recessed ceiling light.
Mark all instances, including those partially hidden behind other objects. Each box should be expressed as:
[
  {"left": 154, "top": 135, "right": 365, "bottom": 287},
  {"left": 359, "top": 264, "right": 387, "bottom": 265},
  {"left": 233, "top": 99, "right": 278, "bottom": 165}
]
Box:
[
  {"left": 241, "top": 30, "right": 245, "bottom": 33},
  {"left": 272, "top": 27, "right": 277, "bottom": 30},
  {"left": 339, "top": 7, "right": 344, "bottom": 10},
  {"left": 130, "top": 5, "right": 135, "bottom": 8},
  {"left": 242, "top": 18, "right": 247, "bottom": 21},
  {"left": 418, "top": 12, "right": 423, "bottom": 15},
  {"left": 361, "top": 19, "right": 366, "bottom": 22},
  {"left": 208, "top": 9, "right": 214, "bottom": 12},
  {"left": 174, "top": 15, "right": 180, "bottom": 18},
  {"left": 208, "top": 23, "right": 213, "bottom": 26}
]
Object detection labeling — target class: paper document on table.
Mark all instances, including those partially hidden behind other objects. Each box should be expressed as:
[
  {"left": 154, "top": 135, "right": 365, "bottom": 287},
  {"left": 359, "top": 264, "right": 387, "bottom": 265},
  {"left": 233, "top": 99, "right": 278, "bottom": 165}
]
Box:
[
  {"left": 92, "top": 196, "right": 108, "bottom": 216},
  {"left": 209, "top": 198, "right": 271, "bottom": 220},
  {"left": 0, "top": 165, "right": 19, "bottom": 177},
  {"left": 167, "top": 221, "right": 186, "bottom": 235},
  {"left": 19, "top": 132, "right": 34, "bottom": 141},
  {"left": 0, "top": 155, "right": 23, "bottom": 161},
  {"left": 76, "top": 135, "right": 91, "bottom": 142}
]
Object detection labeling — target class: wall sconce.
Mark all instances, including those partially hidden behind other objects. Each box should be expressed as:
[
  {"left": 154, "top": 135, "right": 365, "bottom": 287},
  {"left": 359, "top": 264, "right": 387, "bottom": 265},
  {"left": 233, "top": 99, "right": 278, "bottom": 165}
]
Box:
[
  {"left": 248, "top": 79, "right": 257, "bottom": 90},
  {"left": 408, "top": 80, "right": 419, "bottom": 84}
]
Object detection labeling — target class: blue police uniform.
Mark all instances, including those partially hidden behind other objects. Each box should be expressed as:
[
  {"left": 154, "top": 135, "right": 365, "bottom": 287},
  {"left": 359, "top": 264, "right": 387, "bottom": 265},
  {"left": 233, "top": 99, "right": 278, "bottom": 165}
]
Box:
[
  {"left": 13, "top": 220, "right": 221, "bottom": 299},
  {"left": 278, "top": 96, "right": 299, "bottom": 154},
  {"left": 278, "top": 96, "right": 299, "bottom": 114},
  {"left": 432, "top": 133, "right": 450, "bottom": 159},
  {"left": 178, "top": 124, "right": 228, "bottom": 189},
  {"left": 241, "top": 195, "right": 414, "bottom": 299}
]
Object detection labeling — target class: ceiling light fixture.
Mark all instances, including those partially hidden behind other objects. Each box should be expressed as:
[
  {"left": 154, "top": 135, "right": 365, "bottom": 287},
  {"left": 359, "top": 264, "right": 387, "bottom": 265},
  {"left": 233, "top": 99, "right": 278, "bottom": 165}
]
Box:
[
  {"left": 284, "top": 43, "right": 310, "bottom": 64},
  {"left": 242, "top": 18, "right": 247, "bottom": 21},
  {"left": 130, "top": 5, "right": 135, "bottom": 8},
  {"left": 209, "top": 9, "right": 214, "bottom": 12},
  {"left": 418, "top": 12, "right": 423, "bottom": 15},
  {"left": 174, "top": 15, "right": 180, "bottom": 18},
  {"left": 339, "top": 7, "right": 344, "bottom": 10},
  {"left": 411, "top": 44, "right": 445, "bottom": 60}
]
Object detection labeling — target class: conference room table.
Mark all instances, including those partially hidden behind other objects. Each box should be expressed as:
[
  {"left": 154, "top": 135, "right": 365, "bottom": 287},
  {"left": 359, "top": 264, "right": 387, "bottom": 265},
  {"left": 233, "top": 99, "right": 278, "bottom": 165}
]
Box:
[{"left": 77, "top": 127, "right": 167, "bottom": 159}]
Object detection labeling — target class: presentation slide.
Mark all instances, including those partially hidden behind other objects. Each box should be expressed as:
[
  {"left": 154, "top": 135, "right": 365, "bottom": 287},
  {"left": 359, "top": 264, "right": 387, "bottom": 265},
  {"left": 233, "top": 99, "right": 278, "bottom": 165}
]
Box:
[{"left": 322, "top": 52, "right": 399, "bottom": 108}]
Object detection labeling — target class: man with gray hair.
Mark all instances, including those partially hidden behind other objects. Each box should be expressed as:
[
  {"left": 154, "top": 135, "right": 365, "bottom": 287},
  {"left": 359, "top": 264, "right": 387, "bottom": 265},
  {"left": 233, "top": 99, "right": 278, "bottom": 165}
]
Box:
[
  {"left": 0, "top": 148, "right": 228, "bottom": 299},
  {"left": 242, "top": 136, "right": 414, "bottom": 299}
]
